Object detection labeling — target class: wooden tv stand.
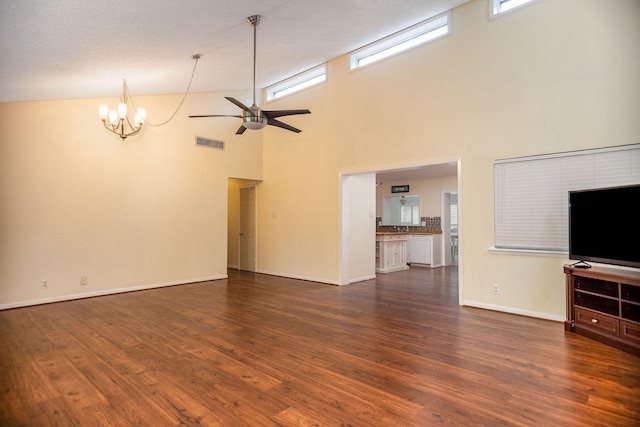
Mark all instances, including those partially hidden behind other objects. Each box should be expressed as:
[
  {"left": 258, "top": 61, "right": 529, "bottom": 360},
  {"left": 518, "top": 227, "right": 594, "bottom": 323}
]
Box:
[{"left": 564, "top": 264, "right": 640, "bottom": 356}]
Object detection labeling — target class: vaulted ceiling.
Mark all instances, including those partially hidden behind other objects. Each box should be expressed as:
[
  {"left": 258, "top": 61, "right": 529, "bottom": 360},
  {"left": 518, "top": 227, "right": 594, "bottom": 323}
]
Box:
[{"left": 0, "top": 0, "right": 470, "bottom": 103}]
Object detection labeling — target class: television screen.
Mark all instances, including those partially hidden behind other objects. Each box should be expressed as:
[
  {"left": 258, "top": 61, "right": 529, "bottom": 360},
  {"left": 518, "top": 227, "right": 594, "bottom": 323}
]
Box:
[{"left": 569, "top": 184, "right": 640, "bottom": 269}]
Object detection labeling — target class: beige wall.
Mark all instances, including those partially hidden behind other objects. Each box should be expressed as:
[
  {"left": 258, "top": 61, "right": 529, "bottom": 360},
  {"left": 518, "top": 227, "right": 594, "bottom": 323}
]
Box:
[
  {"left": 0, "top": 91, "right": 262, "bottom": 308},
  {"left": 2, "top": 0, "right": 639, "bottom": 321},
  {"left": 258, "top": 0, "right": 640, "bottom": 319}
]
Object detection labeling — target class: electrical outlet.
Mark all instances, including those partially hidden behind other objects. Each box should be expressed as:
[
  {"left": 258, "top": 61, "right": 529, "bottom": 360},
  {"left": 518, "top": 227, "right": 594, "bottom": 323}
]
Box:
[
  {"left": 41, "top": 280, "right": 48, "bottom": 289},
  {"left": 492, "top": 284, "right": 500, "bottom": 295},
  {"left": 81, "top": 276, "right": 88, "bottom": 286}
]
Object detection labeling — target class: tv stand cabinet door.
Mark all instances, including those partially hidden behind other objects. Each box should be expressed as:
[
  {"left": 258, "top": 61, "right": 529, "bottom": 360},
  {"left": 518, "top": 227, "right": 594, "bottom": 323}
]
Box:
[{"left": 621, "top": 321, "right": 640, "bottom": 347}]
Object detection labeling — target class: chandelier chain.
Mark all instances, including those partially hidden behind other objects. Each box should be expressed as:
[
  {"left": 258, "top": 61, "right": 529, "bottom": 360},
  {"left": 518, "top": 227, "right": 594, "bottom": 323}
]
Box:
[{"left": 126, "top": 54, "right": 201, "bottom": 127}]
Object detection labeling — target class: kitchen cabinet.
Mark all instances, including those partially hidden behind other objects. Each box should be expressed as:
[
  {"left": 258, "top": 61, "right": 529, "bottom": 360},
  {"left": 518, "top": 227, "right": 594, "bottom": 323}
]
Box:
[
  {"left": 375, "top": 234, "right": 409, "bottom": 273},
  {"left": 408, "top": 234, "right": 443, "bottom": 267}
]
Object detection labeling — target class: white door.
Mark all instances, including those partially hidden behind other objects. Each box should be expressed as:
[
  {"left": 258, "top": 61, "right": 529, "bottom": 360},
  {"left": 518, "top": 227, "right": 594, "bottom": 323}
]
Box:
[{"left": 239, "top": 186, "right": 256, "bottom": 272}]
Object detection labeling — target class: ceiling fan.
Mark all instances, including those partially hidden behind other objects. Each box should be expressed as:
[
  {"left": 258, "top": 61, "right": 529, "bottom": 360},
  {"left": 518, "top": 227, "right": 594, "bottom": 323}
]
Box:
[{"left": 189, "top": 15, "right": 311, "bottom": 134}]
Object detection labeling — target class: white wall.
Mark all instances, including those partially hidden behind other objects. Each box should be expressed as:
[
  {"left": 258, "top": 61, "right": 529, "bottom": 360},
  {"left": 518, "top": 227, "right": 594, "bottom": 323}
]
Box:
[{"left": 341, "top": 173, "right": 377, "bottom": 285}]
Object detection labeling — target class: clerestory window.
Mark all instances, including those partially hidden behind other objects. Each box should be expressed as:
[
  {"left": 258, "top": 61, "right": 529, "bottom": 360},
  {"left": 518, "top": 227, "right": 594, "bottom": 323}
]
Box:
[
  {"left": 266, "top": 64, "right": 327, "bottom": 101},
  {"left": 349, "top": 13, "right": 450, "bottom": 70},
  {"left": 491, "top": 0, "right": 537, "bottom": 17}
]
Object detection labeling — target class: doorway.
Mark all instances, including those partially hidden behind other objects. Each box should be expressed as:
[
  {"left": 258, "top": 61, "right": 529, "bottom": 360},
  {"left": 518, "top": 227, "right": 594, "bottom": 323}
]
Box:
[
  {"left": 340, "top": 160, "right": 462, "bottom": 303},
  {"left": 442, "top": 192, "right": 458, "bottom": 266},
  {"left": 239, "top": 186, "right": 257, "bottom": 272},
  {"left": 227, "top": 178, "right": 259, "bottom": 271}
]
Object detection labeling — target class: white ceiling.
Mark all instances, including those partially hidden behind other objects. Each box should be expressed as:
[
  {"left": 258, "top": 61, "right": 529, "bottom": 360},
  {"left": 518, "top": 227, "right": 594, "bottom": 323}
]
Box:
[{"left": 0, "top": 0, "right": 470, "bottom": 103}]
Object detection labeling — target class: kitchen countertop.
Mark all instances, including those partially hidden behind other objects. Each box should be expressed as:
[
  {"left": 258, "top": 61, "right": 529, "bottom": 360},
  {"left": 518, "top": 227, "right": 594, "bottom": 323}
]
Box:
[{"left": 376, "top": 230, "right": 442, "bottom": 235}]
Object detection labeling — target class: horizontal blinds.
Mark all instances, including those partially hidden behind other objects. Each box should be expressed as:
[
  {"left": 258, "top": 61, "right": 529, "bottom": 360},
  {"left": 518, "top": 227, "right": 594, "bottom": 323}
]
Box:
[{"left": 494, "top": 144, "right": 640, "bottom": 251}]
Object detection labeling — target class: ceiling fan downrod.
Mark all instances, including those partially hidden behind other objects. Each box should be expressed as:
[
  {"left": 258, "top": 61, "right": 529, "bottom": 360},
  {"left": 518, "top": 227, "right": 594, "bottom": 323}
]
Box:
[{"left": 247, "top": 15, "right": 261, "bottom": 107}]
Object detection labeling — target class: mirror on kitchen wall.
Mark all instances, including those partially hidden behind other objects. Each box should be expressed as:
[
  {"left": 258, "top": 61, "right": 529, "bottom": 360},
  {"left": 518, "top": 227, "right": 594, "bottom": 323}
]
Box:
[{"left": 382, "top": 195, "right": 420, "bottom": 225}]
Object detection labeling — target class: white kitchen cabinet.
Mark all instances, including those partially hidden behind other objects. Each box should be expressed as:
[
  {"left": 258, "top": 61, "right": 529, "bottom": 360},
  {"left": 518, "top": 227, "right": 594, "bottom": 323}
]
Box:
[
  {"left": 375, "top": 234, "right": 409, "bottom": 273},
  {"left": 408, "top": 234, "right": 443, "bottom": 267}
]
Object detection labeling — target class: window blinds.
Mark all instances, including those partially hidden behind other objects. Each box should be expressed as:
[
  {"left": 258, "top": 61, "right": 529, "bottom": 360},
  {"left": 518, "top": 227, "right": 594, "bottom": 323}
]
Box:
[{"left": 494, "top": 144, "right": 640, "bottom": 251}]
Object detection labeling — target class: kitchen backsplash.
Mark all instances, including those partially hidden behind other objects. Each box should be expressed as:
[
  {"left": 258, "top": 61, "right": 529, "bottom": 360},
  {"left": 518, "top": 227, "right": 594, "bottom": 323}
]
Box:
[{"left": 376, "top": 216, "right": 441, "bottom": 231}]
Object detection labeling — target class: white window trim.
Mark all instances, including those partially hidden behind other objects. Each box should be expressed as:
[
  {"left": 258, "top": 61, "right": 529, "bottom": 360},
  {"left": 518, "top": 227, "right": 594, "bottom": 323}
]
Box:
[
  {"left": 491, "top": 0, "right": 538, "bottom": 17},
  {"left": 349, "top": 12, "right": 450, "bottom": 70},
  {"left": 488, "top": 246, "right": 567, "bottom": 257},
  {"left": 266, "top": 64, "right": 327, "bottom": 102}
]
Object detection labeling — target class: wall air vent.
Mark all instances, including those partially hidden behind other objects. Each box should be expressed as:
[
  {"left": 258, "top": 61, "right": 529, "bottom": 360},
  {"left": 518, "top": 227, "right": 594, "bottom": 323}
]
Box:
[{"left": 195, "top": 136, "right": 224, "bottom": 150}]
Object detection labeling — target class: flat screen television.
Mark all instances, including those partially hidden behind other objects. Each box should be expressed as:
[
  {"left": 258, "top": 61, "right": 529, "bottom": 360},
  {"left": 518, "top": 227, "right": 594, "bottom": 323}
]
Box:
[{"left": 568, "top": 184, "right": 640, "bottom": 269}]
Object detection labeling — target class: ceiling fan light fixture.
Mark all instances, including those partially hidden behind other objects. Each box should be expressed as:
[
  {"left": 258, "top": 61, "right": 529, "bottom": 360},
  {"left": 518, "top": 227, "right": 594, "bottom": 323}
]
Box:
[
  {"left": 242, "top": 108, "right": 267, "bottom": 130},
  {"left": 243, "top": 120, "right": 268, "bottom": 130}
]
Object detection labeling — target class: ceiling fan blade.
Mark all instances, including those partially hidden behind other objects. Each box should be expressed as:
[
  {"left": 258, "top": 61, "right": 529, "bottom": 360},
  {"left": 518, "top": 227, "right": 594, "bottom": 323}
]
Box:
[
  {"left": 262, "top": 109, "right": 311, "bottom": 119},
  {"left": 236, "top": 125, "right": 247, "bottom": 135},
  {"left": 189, "top": 114, "right": 242, "bottom": 118},
  {"left": 267, "top": 119, "right": 303, "bottom": 133},
  {"left": 225, "top": 97, "right": 252, "bottom": 112}
]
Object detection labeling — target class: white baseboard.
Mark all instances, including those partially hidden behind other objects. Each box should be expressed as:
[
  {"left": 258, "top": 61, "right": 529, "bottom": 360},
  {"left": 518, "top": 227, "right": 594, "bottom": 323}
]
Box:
[
  {"left": 0, "top": 275, "right": 228, "bottom": 310},
  {"left": 463, "top": 300, "right": 565, "bottom": 322},
  {"left": 233, "top": 268, "right": 373, "bottom": 286},
  {"left": 255, "top": 269, "right": 340, "bottom": 286},
  {"left": 349, "top": 275, "right": 376, "bottom": 284}
]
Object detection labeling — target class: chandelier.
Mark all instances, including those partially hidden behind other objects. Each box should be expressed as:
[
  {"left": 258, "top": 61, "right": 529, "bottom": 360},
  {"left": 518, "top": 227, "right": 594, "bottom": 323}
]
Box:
[
  {"left": 98, "top": 54, "right": 201, "bottom": 140},
  {"left": 99, "top": 80, "right": 146, "bottom": 140}
]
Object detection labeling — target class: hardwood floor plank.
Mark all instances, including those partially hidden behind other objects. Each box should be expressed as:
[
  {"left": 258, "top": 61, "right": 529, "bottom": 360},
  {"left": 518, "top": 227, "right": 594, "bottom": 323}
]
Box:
[
  {"left": 29, "top": 396, "right": 81, "bottom": 426},
  {"left": 0, "top": 318, "right": 32, "bottom": 425},
  {"left": 1, "top": 266, "right": 639, "bottom": 426}
]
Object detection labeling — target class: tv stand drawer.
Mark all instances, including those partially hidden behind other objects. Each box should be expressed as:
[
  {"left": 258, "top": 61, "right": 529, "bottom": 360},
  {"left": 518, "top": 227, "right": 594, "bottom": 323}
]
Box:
[{"left": 575, "top": 307, "right": 619, "bottom": 337}]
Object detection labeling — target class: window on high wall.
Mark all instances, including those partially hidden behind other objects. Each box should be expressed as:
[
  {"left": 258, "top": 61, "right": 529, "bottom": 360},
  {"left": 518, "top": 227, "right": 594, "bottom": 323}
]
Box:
[
  {"left": 266, "top": 64, "right": 327, "bottom": 101},
  {"left": 491, "top": 0, "right": 537, "bottom": 16},
  {"left": 494, "top": 145, "right": 640, "bottom": 252},
  {"left": 349, "top": 13, "right": 450, "bottom": 70}
]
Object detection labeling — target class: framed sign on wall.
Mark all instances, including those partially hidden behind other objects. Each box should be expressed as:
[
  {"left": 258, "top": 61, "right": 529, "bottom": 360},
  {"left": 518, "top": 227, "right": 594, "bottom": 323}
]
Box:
[{"left": 391, "top": 185, "right": 409, "bottom": 193}]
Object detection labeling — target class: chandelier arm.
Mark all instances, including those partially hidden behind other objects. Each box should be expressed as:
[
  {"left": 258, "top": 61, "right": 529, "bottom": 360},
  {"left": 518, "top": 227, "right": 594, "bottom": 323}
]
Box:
[
  {"left": 101, "top": 118, "right": 141, "bottom": 140},
  {"left": 125, "top": 115, "right": 138, "bottom": 131},
  {"left": 122, "top": 127, "right": 142, "bottom": 139},
  {"left": 101, "top": 120, "right": 115, "bottom": 134},
  {"left": 126, "top": 54, "right": 201, "bottom": 127},
  {"left": 101, "top": 119, "right": 122, "bottom": 139}
]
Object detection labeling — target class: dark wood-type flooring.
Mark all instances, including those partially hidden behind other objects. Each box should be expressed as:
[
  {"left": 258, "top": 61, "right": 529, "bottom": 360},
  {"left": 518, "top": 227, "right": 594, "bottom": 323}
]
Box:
[{"left": 1, "top": 267, "right": 639, "bottom": 426}]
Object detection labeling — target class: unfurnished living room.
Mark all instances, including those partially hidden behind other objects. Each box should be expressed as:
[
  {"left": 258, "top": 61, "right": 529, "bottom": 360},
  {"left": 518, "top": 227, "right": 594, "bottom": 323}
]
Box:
[{"left": 1, "top": 0, "right": 639, "bottom": 425}]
